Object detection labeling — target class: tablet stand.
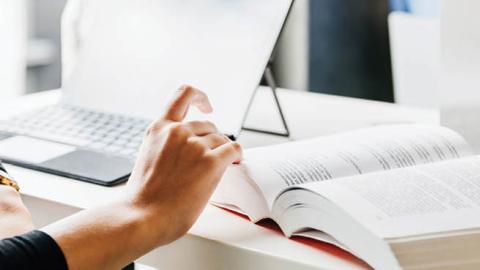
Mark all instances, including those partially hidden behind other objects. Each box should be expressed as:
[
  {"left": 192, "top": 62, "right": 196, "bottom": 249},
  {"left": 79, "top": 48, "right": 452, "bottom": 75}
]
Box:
[{"left": 241, "top": 65, "right": 291, "bottom": 138}]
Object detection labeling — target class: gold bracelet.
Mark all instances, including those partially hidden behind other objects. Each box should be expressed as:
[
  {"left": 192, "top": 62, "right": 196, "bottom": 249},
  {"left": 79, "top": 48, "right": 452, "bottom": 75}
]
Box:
[{"left": 0, "top": 172, "right": 20, "bottom": 192}]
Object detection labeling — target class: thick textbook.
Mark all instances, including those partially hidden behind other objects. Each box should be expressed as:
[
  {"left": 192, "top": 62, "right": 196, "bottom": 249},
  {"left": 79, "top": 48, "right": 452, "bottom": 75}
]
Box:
[{"left": 213, "top": 125, "right": 480, "bottom": 269}]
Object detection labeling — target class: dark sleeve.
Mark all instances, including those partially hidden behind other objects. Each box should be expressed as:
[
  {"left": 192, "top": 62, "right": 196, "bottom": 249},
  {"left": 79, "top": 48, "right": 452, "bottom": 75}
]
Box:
[{"left": 0, "top": 230, "right": 68, "bottom": 270}]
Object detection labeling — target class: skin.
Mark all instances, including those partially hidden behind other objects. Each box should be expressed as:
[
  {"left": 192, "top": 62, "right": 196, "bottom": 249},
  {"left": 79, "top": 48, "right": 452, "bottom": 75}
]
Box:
[
  {"left": 0, "top": 186, "right": 34, "bottom": 238},
  {"left": 0, "top": 85, "right": 243, "bottom": 270}
]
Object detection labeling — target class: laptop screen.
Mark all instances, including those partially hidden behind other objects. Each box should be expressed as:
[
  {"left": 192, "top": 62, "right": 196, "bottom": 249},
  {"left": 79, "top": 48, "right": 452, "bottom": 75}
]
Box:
[{"left": 62, "top": 0, "right": 293, "bottom": 136}]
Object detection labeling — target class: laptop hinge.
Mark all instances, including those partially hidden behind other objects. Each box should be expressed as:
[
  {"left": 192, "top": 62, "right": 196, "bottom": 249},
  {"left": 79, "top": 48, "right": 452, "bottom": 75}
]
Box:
[{"left": 241, "top": 65, "right": 291, "bottom": 138}]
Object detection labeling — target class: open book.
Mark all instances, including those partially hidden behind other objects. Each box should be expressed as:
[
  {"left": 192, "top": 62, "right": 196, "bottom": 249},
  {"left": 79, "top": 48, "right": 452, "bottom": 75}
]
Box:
[{"left": 212, "top": 125, "right": 480, "bottom": 269}]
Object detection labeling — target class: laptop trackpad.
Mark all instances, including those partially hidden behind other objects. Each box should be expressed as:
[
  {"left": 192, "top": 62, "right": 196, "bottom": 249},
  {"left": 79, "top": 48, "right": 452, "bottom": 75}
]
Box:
[
  {"left": 0, "top": 136, "right": 76, "bottom": 164},
  {"left": 40, "top": 150, "right": 134, "bottom": 185},
  {"left": 0, "top": 136, "right": 133, "bottom": 186}
]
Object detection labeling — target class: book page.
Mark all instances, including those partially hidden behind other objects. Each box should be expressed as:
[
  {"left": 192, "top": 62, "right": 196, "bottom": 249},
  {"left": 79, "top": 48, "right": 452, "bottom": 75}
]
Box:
[
  {"left": 305, "top": 156, "right": 480, "bottom": 238},
  {"left": 243, "top": 125, "right": 471, "bottom": 207}
]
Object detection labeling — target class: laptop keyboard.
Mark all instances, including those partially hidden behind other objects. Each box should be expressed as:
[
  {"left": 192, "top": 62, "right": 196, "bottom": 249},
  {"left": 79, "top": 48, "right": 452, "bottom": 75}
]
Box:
[{"left": 0, "top": 105, "right": 152, "bottom": 159}]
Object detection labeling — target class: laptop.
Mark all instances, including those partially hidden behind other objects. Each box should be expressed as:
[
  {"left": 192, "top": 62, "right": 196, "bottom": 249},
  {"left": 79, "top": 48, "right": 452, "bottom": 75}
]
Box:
[{"left": 0, "top": 0, "right": 293, "bottom": 186}]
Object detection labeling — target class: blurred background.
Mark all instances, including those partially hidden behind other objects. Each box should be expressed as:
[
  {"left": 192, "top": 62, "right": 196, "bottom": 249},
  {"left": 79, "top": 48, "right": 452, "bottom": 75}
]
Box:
[{"left": 0, "top": 0, "right": 440, "bottom": 104}]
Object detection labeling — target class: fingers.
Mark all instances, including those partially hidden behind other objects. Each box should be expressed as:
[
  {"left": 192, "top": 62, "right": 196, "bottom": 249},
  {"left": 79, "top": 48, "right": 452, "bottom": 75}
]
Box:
[
  {"left": 184, "top": 121, "right": 218, "bottom": 136},
  {"left": 163, "top": 85, "right": 213, "bottom": 122},
  {"left": 197, "top": 133, "right": 230, "bottom": 149},
  {"left": 209, "top": 141, "right": 243, "bottom": 166},
  {"left": 187, "top": 133, "right": 229, "bottom": 150},
  {"left": 149, "top": 85, "right": 213, "bottom": 135}
]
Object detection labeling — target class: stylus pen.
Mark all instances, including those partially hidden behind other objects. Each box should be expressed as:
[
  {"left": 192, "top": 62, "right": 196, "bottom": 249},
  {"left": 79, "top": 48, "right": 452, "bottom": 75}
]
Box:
[
  {"left": 225, "top": 134, "right": 237, "bottom": 141},
  {"left": 122, "top": 263, "right": 135, "bottom": 270},
  {"left": 0, "top": 161, "right": 7, "bottom": 174}
]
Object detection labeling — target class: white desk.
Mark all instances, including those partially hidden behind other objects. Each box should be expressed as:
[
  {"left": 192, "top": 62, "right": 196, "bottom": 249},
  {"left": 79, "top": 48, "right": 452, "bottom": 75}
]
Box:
[{"left": 2, "top": 87, "right": 438, "bottom": 270}]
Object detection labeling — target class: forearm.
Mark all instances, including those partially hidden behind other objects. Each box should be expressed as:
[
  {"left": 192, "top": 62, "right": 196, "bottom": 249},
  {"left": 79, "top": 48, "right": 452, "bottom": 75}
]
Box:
[{"left": 41, "top": 201, "right": 163, "bottom": 270}]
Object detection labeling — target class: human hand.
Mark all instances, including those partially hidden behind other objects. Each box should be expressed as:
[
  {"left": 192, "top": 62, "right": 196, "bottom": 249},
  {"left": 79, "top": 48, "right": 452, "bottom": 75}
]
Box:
[
  {"left": 127, "top": 85, "right": 242, "bottom": 245},
  {"left": 40, "top": 86, "right": 242, "bottom": 270}
]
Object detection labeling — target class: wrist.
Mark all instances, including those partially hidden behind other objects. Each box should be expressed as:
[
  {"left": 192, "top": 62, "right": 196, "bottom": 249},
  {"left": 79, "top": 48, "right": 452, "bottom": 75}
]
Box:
[
  {"left": 125, "top": 194, "right": 188, "bottom": 246},
  {"left": 119, "top": 197, "right": 167, "bottom": 245},
  {"left": 0, "top": 186, "right": 34, "bottom": 238},
  {"left": 0, "top": 186, "right": 28, "bottom": 214}
]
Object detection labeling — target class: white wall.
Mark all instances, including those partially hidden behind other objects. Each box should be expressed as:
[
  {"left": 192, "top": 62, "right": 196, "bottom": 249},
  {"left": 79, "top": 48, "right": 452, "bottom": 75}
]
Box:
[
  {"left": 389, "top": 12, "right": 440, "bottom": 108},
  {"left": 274, "top": 0, "right": 309, "bottom": 91},
  {"left": 27, "top": 0, "right": 66, "bottom": 92},
  {"left": 441, "top": 0, "right": 480, "bottom": 101},
  {"left": 441, "top": 0, "right": 480, "bottom": 152},
  {"left": 0, "top": 0, "right": 27, "bottom": 97}
]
